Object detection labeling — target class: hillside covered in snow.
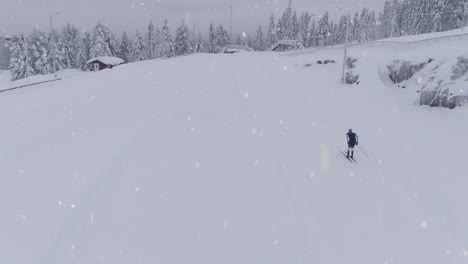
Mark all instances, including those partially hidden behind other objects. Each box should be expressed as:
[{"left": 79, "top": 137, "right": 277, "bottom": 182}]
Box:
[{"left": 1, "top": 29, "right": 468, "bottom": 264}]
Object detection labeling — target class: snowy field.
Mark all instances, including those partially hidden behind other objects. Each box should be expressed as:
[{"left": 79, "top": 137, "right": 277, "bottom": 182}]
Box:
[
  {"left": 1, "top": 33, "right": 468, "bottom": 264},
  {"left": 0, "top": 69, "right": 86, "bottom": 91}
]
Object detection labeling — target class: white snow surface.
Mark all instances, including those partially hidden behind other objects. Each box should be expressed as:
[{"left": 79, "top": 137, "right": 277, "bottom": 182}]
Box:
[
  {"left": 0, "top": 69, "right": 86, "bottom": 91},
  {"left": 87, "top": 56, "right": 124, "bottom": 66},
  {"left": 1, "top": 35, "right": 468, "bottom": 264}
]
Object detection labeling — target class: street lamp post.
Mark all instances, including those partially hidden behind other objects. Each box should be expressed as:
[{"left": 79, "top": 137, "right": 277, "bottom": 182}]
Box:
[
  {"left": 50, "top": 10, "right": 64, "bottom": 31},
  {"left": 337, "top": 6, "right": 350, "bottom": 84},
  {"left": 49, "top": 10, "right": 63, "bottom": 74}
]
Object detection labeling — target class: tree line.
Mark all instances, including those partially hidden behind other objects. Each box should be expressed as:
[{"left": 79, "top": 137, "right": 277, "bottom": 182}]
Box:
[{"left": 2, "top": 0, "right": 467, "bottom": 81}]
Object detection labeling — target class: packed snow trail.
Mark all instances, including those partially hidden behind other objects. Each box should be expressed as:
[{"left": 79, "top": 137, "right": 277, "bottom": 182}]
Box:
[{"left": 0, "top": 50, "right": 468, "bottom": 264}]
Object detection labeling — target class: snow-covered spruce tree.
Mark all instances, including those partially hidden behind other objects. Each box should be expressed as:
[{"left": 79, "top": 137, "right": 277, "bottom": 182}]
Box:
[
  {"left": 62, "top": 23, "right": 86, "bottom": 69},
  {"left": 317, "top": 11, "right": 330, "bottom": 46},
  {"left": 255, "top": 26, "right": 266, "bottom": 51},
  {"left": 0, "top": 36, "right": 10, "bottom": 70},
  {"left": 207, "top": 22, "right": 216, "bottom": 53},
  {"left": 298, "top": 12, "right": 311, "bottom": 47},
  {"left": 194, "top": 33, "right": 204, "bottom": 53},
  {"left": 338, "top": 14, "right": 350, "bottom": 44},
  {"left": 235, "top": 35, "right": 243, "bottom": 45},
  {"left": 266, "top": 12, "right": 278, "bottom": 49},
  {"left": 132, "top": 30, "right": 148, "bottom": 62},
  {"left": 277, "top": 0, "right": 294, "bottom": 40},
  {"left": 189, "top": 28, "right": 196, "bottom": 54},
  {"left": 147, "top": 20, "right": 156, "bottom": 59},
  {"left": 153, "top": 27, "right": 164, "bottom": 58},
  {"left": 381, "top": 0, "right": 393, "bottom": 38},
  {"left": 161, "top": 18, "right": 174, "bottom": 58},
  {"left": 49, "top": 29, "right": 67, "bottom": 73},
  {"left": 292, "top": 10, "right": 300, "bottom": 40},
  {"left": 174, "top": 21, "right": 192, "bottom": 56},
  {"left": 247, "top": 36, "right": 254, "bottom": 49},
  {"left": 409, "top": 0, "right": 437, "bottom": 34},
  {"left": 29, "top": 28, "right": 50, "bottom": 75},
  {"left": 119, "top": 32, "right": 132, "bottom": 63},
  {"left": 432, "top": 0, "right": 445, "bottom": 32},
  {"left": 81, "top": 31, "right": 92, "bottom": 69},
  {"left": 308, "top": 18, "right": 317, "bottom": 47},
  {"left": 90, "top": 22, "right": 117, "bottom": 58},
  {"left": 444, "top": 0, "right": 467, "bottom": 30},
  {"left": 9, "top": 34, "right": 32, "bottom": 81},
  {"left": 214, "top": 24, "right": 229, "bottom": 53}
]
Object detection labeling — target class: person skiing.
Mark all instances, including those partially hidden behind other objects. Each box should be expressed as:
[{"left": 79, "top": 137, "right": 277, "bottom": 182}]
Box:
[{"left": 346, "top": 129, "right": 359, "bottom": 159}]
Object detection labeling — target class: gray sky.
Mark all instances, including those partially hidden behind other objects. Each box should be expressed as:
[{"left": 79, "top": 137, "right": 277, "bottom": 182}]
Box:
[{"left": 0, "top": 0, "right": 385, "bottom": 37}]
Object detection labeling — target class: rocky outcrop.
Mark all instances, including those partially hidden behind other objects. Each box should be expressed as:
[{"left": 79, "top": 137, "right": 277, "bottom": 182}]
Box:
[{"left": 419, "top": 56, "right": 468, "bottom": 109}]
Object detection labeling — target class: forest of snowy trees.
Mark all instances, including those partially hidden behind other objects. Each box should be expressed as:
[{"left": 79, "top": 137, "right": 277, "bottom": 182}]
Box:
[{"left": 1, "top": 0, "right": 467, "bottom": 80}]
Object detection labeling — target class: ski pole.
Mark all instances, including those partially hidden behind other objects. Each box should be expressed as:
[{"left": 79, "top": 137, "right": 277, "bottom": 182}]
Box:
[{"left": 357, "top": 145, "right": 369, "bottom": 157}]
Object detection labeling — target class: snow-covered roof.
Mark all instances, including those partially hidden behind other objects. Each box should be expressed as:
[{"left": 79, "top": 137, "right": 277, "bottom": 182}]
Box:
[
  {"left": 271, "top": 40, "right": 304, "bottom": 51},
  {"left": 222, "top": 45, "right": 254, "bottom": 53},
  {"left": 86, "top": 56, "right": 124, "bottom": 66}
]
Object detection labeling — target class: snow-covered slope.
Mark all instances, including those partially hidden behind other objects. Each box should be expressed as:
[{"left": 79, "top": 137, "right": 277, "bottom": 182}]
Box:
[{"left": 1, "top": 36, "right": 468, "bottom": 264}]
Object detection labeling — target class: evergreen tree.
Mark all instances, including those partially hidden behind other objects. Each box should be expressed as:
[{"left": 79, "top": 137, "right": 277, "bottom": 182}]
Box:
[
  {"left": 62, "top": 23, "right": 85, "bottom": 69},
  {"left": 338, "top": 14, "right": 351, "bottom": 44},
  {"left": 298, "top": 12, "right": 311, "bottom": 46},
  {"left": 292, "top": 10, "right": 300, "bottom": 39},
  {"left": 235, "top": 35, "right": 243, "bottom": 45},
  {"left": 317, "top": 11, "right": 330, "bottom": 46},
  {"left": 81, "top": 31, "right": 92, "bottom": 69},
  {"left": 161, "top": 18, "right": 174, "bottom": 57},
  {"left": 119, "top": 32, "right": 133, "bottom": 63},
  {"left": 432, "top": 0, "right": 445, "bottom": 32},
  {"left": 208, "top": 22, "right": 216, "bottom": 53},
  {"left": 132, "top": 30, "right": 147, "bottom": 61},
  {"left": 308, "top": 18, "right": 317, "bottom": 47},
  {"left": 9, "top": 34, "right": 32, "bottom": 81},
  {"left": 194, "top": 33, "right": 204, "bottom": 53},
  {"left": 255, "top": 26, "right": 265, "bottom": 51},
  {"left": 29, "top": 28, "right": 50, "bottom": 75},
  {"left": 174, "top": 20, "right": 192, "bottom": 56},
  {"left": 266, "top": 12, "right": 278, "bottom": 48},
  {"left": 381, "top": 0, "right": 393, "bottom": 38},
  {"left": 147, "top": 20, "right": 156, "bottom": 59},
  {"left": 90, "top": 22, "right": 112, "bottom": 57},
  {"left": 49, "top": 29, "right": 67, "bottom": 73},
  {"left": 0, "top": 36, "right": 11, "bottom": 70},
  {"left": 278, "top": 0, "right": 294, "bottom": 40},
  {"left": 214, "top": 24, "right": 229, "bottom": 53}
]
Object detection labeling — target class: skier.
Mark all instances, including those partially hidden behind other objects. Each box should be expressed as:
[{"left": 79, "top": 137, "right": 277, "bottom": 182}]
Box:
[{"left": 346, "top": 129, "right": 359, "bottom": 159}]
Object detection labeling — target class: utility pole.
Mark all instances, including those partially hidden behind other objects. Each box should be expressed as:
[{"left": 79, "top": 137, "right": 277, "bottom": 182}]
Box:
[
  {"left": 49, "top": 10, "right": 63, "bottom": 31},
  {"left": 230, "top": 5, "right": 233, "bottom": 44},
  {"left": 341, "top": 18, "right": 349, "bottom": 84},
  {"left": 336, "top": 6, "right": 350, "bottom": 84},
  {"left": 49, "top": 10, "right": 63, "bottom": 74}
]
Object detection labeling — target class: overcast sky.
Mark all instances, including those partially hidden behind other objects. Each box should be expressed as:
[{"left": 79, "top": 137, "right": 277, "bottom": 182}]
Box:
[{"left": 0, "top": 0, "right": 385, "bottom": 37}]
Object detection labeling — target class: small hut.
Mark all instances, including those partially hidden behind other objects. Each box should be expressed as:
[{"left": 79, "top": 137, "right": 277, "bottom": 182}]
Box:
[
  {"left": 271, "top": 40, "right": 304, "bottom": 52},
  {"left": 86, "top": 56, "right": 124, "bottom": 71}
]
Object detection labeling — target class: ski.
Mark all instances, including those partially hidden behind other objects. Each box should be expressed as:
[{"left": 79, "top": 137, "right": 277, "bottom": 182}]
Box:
[{"left": 341, "top": 151, "right": 355, "bottom": 163}]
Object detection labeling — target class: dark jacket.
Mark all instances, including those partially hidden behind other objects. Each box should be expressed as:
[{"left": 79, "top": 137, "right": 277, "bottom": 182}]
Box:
[{"left": 347, "top": 132, "right": 358, "bottom": 146}]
